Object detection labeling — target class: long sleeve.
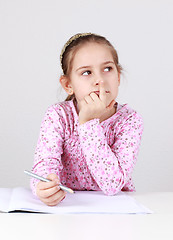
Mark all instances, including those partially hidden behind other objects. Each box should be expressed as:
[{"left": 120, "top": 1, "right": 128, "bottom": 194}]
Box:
[
  {"left": 78, "top": 110, "right": 143, "bottom": 196},
  {"left": 30, "top": 106, "right": 65, "bottom": 196}
]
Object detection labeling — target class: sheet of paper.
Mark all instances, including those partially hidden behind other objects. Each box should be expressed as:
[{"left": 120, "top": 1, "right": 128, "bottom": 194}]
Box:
[
  {"left": 0, "top": 188, "right": 13, "bottom": 212},
  {"left": 0, "top": 187, "right": 152, "bottom": 214}
]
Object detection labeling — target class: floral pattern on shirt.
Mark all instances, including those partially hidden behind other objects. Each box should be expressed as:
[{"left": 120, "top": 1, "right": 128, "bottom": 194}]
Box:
[{"left": 31, "top": 100, "right": 143, "bottom": 196}]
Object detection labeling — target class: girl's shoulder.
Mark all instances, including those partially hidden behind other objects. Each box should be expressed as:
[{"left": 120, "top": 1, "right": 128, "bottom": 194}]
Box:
[
  {"left": 115, "top": 103, "right": 143, "bottom": 125},
  {"left": 103, "top": 103, "right": 143, "bottom": 125},
  {"left": 50, "top": 100, "right": 74, "bottom": 111},
  {"left": 117, "top": 103, "right": 140, "bottom": 115},
  {"left": 45, "top": 99, "right": 77, "bottom": 120}
]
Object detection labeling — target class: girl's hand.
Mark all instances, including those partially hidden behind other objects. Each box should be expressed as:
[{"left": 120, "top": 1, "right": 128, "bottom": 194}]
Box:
[
  {"left": 78, "top": 81, "right": 115, "bottom": 125},
  {"left": 36, "top": 173, "right": 66, "bottom": 206}
]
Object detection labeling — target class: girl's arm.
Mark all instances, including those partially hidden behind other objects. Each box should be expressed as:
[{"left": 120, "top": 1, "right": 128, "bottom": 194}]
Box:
[
  {"left": 30, "top": 106, "right": 65, "bottom": 196},
  {"left": 78, "top": 110, "right": 143, "bottom": 195}
]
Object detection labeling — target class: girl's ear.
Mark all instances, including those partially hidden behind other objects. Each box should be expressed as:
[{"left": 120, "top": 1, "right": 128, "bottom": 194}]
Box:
[{"left": 59, "top": 75, "right": 74, "bottom": 95}]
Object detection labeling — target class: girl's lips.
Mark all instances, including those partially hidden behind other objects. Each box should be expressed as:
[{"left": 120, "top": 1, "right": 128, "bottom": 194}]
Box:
[
  {"left": 94, "top": 91, "right": 100, "bottom": 95},
  {"left": 92, "top": 91, "right": 110, "bottom": 95}
]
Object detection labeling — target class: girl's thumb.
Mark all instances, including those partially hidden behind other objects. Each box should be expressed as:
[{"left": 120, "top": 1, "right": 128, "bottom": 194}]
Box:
[{"left": 47, "top": 173, "right": 60, "bottom": 183}]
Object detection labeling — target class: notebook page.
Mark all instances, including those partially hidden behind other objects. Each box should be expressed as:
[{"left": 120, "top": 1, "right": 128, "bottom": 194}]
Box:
[
  {"left": 8, "top": 187, "right": 152, "bottom": 214},
  {"left": 0, "top": 188, "right": 13, "bottom": 212}
]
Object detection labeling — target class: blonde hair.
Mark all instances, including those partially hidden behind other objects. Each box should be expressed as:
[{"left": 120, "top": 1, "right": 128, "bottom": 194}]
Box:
[{"left": 60, "top": 33, "right": 123, "bottom": 101}]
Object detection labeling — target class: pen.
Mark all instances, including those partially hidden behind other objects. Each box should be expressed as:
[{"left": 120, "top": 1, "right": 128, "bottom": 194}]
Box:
[{"left": 24, "top": 170, "right": 74, "bottom": 194}]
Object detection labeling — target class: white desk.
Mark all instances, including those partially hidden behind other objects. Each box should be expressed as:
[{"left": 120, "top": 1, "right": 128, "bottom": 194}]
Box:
[{"left": 0, "top": 192, "right": 173, "bottom": 240}]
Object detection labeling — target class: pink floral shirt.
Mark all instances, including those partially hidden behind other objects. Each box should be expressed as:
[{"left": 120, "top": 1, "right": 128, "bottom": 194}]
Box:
[{"left": 31, "top": 99, "right": 143, "bottom": 196}]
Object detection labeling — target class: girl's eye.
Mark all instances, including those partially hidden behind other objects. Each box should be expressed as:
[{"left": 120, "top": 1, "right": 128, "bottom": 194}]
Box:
[
  {"left": 104, "top": 67, "right": 112, "bottom": 72},
  {"left": 82, "top": 70, "right": 91, "bottom": 76}
]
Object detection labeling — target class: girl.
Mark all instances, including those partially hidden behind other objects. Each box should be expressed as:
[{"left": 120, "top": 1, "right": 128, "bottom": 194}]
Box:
[{"left": 31, "top": 33, "right": 143, "bottom": 206}]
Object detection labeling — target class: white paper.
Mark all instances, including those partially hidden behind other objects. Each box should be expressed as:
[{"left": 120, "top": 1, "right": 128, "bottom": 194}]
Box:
[
  {"left": 0, "top": 187, "right": 152, "bottom": 214},
  {"left": 0, "top": 188, "right": 13, "bottom": 212}
]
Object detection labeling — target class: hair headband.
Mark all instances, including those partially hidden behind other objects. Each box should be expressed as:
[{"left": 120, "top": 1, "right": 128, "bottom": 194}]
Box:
[{"left": 60, "top": 33, "right": 93, "bottom": 69}]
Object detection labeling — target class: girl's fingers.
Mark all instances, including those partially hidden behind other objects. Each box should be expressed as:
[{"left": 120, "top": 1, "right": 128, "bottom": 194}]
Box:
[
  {"left": 39, "top": 184, "right": 60, "bottom": 198},
  {"left": 84, "top": 95, "right": 94, "bottom": 104},
  {"left": 46, "top": 193, "right": 66, "bottom": 206},
  {"left": 47, "top": 173, "right": 60, "bottom": 182},
  {"left": 106, "top": 99, "right": 116, "bottom": 110},
  {"left": 36, "top": 173, "right": 67, "bottom": 206},
  {"left": 43, "top": 190, "right": 66, "bottom": 206},
  {"left": 38, "top": 179, "right": 59, "bottom": 190},
  {"left": 37, "top": 173, "right": 60, "bottom": 190},
  {"left": 99, "top": 81, "right": 106, "bottom": 102},
  {"left": 90, "top": 92, "right": 99, "bottom": 101}
]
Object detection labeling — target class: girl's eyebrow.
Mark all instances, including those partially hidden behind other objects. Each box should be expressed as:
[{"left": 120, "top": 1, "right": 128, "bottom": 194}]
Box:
[
  {"left": 103, "top": 61, "right": 115, "bottom": 65},
  {"left": 76, "top": 65, "right": 91, "bottom": 72},
  {"left": 76, "top": 61, "right": 115, "bottom": 72}
]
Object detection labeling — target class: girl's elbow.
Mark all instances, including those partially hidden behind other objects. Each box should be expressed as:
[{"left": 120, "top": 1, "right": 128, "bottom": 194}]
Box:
[
  {"left": 101, "top": 178, "right": 125, "bottom": 196},
  {"left": 101, "top": 186, "right": 122, "bottom": 196}
]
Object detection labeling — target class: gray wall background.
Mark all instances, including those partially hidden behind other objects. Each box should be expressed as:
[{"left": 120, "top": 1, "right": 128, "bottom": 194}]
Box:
[{"left": 0, "top": 0, "right": 173, "bottom": 191}]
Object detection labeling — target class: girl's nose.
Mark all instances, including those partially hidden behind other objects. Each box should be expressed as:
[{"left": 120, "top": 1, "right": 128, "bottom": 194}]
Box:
[
  {"left": 95, "top": 81, "right": 99, "bottom": 86},
  {"left": 94, "top": 75, "right": 104, "bottom": 86}
]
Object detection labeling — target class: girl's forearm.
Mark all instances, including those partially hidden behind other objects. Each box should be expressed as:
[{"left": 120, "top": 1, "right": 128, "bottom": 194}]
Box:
[{"left": 78, "top": 117, "right": 143, "bottom": 195}]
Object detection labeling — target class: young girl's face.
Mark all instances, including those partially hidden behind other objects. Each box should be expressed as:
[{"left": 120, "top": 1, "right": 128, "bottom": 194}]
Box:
[{"left": 68, "top": 42, "right": 120, "bottom": 107}]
